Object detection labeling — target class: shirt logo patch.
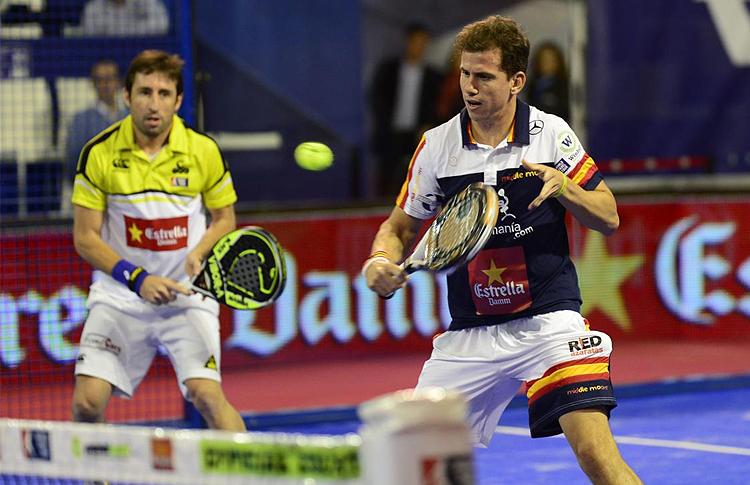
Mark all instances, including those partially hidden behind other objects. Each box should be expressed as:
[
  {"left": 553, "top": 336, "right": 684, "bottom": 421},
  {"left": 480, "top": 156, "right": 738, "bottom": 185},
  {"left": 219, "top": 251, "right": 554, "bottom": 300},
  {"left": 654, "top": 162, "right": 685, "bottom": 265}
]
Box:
[
  {"left": 468, "top": 247, "right": 531, "bottom": 315},
  {"left": 171, "top": 177, "right": 189, "bottom": 187},
  {"left": 558, "top": 131, "right": 578, "bottom": 154},
  {"left": 172, "top": 161, "right": 190, "bottom": 174},
  {"left": 555, "top": 158, "right": 571, "bottom": 172},
  {"left": 124, "top": 215, "right": 188, "bottom": 251},
  {"left": 529, "top": 119, "right": 544, "bottom": 135}
]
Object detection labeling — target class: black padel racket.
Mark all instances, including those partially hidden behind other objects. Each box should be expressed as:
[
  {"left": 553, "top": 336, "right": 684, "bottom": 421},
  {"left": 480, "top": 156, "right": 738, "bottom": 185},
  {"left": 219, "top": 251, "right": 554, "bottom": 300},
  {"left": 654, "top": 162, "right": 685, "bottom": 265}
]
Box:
[{"left": 191, "top": 226, "right": 286, "bottom": 310}]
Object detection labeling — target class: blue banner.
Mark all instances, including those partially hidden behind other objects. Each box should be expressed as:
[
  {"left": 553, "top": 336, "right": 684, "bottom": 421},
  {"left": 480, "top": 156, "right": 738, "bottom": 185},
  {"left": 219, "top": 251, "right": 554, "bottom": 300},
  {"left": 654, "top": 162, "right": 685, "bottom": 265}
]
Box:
[{"left": 587, "top": 0, "right": 750, "bottom": 172}]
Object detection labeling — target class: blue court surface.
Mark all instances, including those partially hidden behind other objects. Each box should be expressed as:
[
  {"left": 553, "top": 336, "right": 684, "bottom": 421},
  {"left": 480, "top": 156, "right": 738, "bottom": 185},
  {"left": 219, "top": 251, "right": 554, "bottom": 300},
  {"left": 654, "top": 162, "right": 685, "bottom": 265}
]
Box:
[{"left": 254, "top": 383, "right": 750, "bottom": 485}]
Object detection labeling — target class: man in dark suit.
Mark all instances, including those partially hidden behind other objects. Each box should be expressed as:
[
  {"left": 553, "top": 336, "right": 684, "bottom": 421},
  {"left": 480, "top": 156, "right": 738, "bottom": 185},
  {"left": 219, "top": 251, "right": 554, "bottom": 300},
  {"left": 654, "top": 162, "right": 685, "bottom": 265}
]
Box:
[{"left": 369, "top": 22, "right": 443, "bottom": 197}]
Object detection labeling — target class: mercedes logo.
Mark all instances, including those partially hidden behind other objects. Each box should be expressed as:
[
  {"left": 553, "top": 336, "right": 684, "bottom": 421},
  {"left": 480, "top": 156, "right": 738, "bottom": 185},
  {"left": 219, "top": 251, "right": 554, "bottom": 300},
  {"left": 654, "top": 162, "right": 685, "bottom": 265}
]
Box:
[{"left": 529, "top": 120, "right": 544, "bottom": 135}]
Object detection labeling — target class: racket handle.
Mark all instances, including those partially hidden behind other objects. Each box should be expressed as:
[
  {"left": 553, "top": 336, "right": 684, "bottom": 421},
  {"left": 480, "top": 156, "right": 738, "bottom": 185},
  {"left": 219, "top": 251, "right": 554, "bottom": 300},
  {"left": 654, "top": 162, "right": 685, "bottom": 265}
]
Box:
[{"left": 379, "top": 260, "right": 412, "bottom": 299}]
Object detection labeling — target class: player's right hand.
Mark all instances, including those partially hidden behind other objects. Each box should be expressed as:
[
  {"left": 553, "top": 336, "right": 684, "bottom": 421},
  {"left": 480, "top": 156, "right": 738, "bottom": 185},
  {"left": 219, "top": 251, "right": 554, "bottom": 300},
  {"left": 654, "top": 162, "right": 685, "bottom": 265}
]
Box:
[
  {"left": 363, "top": 259, "right": 407, "bottom": 298},
  {"left": 138, "top": 275, "right": 191, "bottom": 305}
]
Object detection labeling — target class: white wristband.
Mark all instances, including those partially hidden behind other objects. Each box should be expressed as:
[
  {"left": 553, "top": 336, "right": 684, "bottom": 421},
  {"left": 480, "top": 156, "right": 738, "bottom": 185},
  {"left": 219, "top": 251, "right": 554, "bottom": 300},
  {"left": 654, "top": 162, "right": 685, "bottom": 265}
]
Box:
[{"left": 361, "top": 256, "right": 390, "bottom": 277}]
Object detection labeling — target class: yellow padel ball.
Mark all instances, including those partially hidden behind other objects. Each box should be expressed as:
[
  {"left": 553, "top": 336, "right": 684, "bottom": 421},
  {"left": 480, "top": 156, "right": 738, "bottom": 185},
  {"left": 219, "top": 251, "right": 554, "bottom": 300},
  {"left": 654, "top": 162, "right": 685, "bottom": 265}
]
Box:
[{"left": 294, "top": 142, "right": 334, "bottom": 171}]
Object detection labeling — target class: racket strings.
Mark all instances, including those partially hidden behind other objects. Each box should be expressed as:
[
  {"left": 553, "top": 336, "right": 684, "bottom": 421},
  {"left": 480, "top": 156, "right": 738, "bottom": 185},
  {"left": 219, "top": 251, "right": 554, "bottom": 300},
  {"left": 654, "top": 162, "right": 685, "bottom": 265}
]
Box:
[{"left": 428, "top": 192, "right": 484, "bottom": 267}]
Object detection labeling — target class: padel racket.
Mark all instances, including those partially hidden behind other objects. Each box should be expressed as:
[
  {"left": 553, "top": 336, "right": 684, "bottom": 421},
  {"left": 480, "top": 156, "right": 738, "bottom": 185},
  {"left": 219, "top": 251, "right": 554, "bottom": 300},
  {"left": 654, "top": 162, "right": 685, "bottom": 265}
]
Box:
[
  {"left": 191, "top": 226, "right": 286, "bottom": 310},
  {"left": 384, "top": 182, "right": 499, "bottom": 297}
]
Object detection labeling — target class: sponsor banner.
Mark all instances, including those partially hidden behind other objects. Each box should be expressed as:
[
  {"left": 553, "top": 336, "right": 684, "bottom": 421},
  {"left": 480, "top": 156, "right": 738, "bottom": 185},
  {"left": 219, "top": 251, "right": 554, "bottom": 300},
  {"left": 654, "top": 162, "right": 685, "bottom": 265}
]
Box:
[
  {"left": 421, "top": 454, "right": 474, "bottom": 485},
  {"left": 1, "top": 199, "right": 750, "bottom": 384},
  {"left": 0, "top": 418, "right": 362, "bottom": 483},
  {"left": 200, "top": 439, "right": 360, "bottom": 479}
]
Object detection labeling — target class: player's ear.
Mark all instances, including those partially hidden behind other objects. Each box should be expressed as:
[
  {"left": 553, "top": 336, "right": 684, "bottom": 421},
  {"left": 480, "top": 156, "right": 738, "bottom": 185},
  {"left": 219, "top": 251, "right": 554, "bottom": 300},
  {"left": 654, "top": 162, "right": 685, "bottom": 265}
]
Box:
[
  {"left": 510, "top": 71, "right": 526, "bottom": 95},
  {"left": 174, "top": 92, "right": 183, "bottom": 112},
  {"left": 123, "top": 86, "right": 131, "bottom": 108}
]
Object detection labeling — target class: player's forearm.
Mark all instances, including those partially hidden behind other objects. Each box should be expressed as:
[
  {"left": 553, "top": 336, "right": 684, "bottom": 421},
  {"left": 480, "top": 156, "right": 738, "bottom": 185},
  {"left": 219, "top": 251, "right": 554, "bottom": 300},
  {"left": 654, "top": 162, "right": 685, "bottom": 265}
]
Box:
[
  {"left": 73, "top": 227, "right": 122, "bottom": 274},
  {"left": 371, "top": 220, "right": 418, "bottom": 264},
  {"left": 193, "top": 208, "right": 236, "bottom": 261},
  {"left": 558, "top": 183, "right": 619, "bottom": 235}
]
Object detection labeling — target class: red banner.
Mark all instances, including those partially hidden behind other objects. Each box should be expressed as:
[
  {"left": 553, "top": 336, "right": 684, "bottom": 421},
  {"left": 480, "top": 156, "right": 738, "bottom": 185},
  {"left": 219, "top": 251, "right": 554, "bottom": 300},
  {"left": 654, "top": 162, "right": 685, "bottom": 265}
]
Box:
[{"left": 2, "top": 197, "right": 749, "bottom": 385}]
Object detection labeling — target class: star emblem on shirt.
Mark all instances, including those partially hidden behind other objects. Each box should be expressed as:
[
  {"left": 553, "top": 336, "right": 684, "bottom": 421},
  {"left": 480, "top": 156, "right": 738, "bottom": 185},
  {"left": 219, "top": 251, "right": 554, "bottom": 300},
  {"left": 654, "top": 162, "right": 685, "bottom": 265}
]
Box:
[
  {"left": 128, "top": 222, "right": 143, "bottom": 243},
  {"left": 482, "top": 259, "right": 506, "bottom": 285}
]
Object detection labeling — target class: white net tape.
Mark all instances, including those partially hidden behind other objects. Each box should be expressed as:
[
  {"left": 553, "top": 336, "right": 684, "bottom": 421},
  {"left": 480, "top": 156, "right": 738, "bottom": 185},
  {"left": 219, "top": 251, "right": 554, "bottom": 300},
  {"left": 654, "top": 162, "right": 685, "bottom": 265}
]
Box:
[{"left": 0, "top": 388, "right": 475, "bottom": 485}]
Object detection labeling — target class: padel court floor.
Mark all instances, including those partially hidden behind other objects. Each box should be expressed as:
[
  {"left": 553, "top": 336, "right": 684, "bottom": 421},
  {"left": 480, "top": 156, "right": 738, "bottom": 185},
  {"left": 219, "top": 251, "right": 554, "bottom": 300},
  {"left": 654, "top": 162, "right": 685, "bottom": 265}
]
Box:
[{"left": 253, "top": 384, "right": 750, "bottom": 485}]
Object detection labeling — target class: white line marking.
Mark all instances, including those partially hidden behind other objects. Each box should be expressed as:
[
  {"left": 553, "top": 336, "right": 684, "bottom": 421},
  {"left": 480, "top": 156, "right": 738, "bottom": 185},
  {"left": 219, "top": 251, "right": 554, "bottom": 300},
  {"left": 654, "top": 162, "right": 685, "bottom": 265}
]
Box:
[{"left": 495, "top": 426, "right": 750, "bottom": 456}]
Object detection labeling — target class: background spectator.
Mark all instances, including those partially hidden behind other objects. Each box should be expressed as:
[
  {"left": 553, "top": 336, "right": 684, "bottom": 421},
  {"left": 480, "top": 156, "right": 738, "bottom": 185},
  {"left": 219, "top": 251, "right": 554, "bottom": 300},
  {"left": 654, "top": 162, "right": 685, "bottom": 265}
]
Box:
[
  {"left": 525, "top": 41, "right": 569, "bottom": 121},
  {"left": 435, "top": 46, "right": 465, "bottom": 123},
  {"left": 368, "top": 22, "right": 443, "bottom": 197},
  {"left": 64, "top": 58, "right": 128, "bottom": 178},
  {"left": 80, "top": 0, "right": 169, "bottom": 36}
]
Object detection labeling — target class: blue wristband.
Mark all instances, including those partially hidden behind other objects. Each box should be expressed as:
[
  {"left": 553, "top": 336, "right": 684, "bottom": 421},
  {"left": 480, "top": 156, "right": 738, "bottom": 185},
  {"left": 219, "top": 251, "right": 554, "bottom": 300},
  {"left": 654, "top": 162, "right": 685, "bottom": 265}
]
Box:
[
  {"left": 112, "top": 259, "right": 150, "bottom": 296},
  {"left": 128, "top": 267, "right": 150, "bottom": 295},
  {"left": 112, "top": 259, "right": 137, "bottom": 286}
]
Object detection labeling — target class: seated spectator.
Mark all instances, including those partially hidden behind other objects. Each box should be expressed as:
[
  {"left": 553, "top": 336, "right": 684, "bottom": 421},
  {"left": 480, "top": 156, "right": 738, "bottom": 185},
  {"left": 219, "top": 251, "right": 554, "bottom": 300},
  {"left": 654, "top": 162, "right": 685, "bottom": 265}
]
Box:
[
  {"left": 80, "top": 0, "right": 169, "bottom": 36},
  {"left": 526, "top": 41, "right": 570, "bottom": 121},
  {"left": 65, "top": 59, "right": 128, "bottom": 178}
]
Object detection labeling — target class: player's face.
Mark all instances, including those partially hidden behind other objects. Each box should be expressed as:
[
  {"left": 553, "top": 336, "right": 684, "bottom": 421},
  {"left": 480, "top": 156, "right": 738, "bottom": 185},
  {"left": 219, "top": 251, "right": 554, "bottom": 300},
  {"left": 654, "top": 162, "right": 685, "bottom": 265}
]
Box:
[
  {"left": 460, "top": 49, "right": 523, "bottom": 124},
  {"left": 92, "top": 63, "right": 120, "bottom": 105},
  {"left": 125, "top": 71, "right": 183, "bottom": 140}
]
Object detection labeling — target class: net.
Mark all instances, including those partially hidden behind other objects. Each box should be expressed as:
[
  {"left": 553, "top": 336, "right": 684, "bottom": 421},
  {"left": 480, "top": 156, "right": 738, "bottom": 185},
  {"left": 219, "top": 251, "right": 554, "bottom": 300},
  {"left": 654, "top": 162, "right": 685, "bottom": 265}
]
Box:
[
  {"left": 0, "top": 388, "right": 476, "bottom": 485},
  {"left": 0, "top": 418, "right": 362, "bottom": 485}
]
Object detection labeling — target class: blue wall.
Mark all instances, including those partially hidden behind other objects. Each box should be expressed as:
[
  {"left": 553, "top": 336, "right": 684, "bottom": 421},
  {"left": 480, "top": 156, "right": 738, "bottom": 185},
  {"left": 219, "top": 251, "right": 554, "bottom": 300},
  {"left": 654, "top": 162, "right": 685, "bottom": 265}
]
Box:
[
  {"left": 587, "top": 0, "right": 750, "bottom": 172},
  {"left": 193, "top": 0, "right": 363, "bottom": 145},
  {"left": 192, "top": 0, "right": 363, "bottom": 204}
]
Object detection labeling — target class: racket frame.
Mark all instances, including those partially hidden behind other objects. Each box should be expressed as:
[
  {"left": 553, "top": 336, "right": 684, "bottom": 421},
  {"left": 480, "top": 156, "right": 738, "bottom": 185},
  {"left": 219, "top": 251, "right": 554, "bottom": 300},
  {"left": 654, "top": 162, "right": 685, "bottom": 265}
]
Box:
[
  {"left": 402, "top": 182, "right": 499, "bottom": 274},
  {"left": 190, "top": 226, "right": 286, "bottom": 310}
]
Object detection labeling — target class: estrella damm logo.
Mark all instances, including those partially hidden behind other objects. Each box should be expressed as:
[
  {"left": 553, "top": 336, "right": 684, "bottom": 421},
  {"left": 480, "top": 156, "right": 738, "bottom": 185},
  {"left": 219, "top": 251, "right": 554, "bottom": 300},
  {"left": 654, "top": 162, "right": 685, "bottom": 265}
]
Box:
[
  {"left": 468, "top": 248, "right": 531, "bottom": 315},
  {"left": 124, "top": 215, "right": 188, "bottom": 251}
]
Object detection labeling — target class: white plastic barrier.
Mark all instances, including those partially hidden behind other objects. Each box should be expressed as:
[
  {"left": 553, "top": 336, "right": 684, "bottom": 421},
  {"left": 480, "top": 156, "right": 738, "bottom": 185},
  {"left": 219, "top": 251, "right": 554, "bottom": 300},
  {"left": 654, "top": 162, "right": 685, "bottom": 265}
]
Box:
[{"left": 358, "top": 387, "right": 475, "bottom": 485}]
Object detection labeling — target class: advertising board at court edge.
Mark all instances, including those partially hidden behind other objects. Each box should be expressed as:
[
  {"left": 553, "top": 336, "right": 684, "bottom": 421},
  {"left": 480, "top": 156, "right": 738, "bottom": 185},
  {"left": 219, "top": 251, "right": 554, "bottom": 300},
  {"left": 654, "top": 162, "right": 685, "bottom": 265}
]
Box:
[{"left": 0, "top": 200, "right": 749, "bottom": 378}]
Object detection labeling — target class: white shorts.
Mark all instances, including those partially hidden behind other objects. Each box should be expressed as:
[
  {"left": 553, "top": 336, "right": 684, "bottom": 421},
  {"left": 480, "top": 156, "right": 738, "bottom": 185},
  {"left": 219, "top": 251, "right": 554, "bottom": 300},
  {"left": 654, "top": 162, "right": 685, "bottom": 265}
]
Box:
[
  {"left": 415, "top": 310, "right": 616, "bottom": 446},
  {"left": 74, "top": 295, "right": 222, "bottom": 398}
]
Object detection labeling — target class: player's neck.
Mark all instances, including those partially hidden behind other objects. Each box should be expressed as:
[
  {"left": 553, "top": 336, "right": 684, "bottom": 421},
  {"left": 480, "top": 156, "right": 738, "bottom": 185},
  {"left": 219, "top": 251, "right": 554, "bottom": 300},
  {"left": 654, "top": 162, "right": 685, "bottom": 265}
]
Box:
[
  {"left": 471, "top": 101, "right": 516, "bottom": 147},
  {"left": 134, "top": 127, "right": 171, "bottom": 156}
]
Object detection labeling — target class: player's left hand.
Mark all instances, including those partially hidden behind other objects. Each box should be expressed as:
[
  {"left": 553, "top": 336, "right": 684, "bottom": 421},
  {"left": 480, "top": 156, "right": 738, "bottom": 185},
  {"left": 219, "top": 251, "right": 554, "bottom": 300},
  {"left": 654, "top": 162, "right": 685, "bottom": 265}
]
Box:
[
  {"left": 185, "top": 250, "right": 204, "bottom": 278},
  {"left": 522, "top": 160, "right": 567, "bottom": 210}
]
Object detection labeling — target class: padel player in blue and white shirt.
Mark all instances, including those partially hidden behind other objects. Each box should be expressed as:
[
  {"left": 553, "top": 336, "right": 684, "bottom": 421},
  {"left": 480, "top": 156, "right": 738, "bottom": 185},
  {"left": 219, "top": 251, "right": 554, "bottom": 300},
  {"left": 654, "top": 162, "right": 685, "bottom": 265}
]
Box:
[{"left": 363, "top": 15, "right": 642, "bottom": 485}]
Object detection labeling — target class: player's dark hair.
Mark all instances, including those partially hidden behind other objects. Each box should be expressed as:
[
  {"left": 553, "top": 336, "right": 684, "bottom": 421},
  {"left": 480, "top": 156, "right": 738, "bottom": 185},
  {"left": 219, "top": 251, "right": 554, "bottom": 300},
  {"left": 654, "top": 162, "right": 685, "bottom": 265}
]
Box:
[
  {"left": 454, "top": 15, "right": 530, "bottom": 76},
  {"left": 124, "top": 50, "right": 184, "bottom": 95}
]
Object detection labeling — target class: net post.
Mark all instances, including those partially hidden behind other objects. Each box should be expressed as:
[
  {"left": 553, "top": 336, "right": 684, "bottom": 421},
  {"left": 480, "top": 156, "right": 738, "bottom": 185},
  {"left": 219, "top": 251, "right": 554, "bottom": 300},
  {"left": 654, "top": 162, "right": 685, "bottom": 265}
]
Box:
[{"left": 357, "top": 387, "right": 476, "bottom": 484}]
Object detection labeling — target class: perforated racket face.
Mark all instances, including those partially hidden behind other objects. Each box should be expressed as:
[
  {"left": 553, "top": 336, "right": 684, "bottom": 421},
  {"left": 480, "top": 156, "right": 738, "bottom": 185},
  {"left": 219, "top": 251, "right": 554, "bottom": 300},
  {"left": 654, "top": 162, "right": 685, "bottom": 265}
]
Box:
[
  {"left": 221, "top": 229, "right": 286, "bottom": 307},
  {"left": 423, "top": 183, "right": 498, "bottom": 271},
  {"left": 193, "top": 227, "right": 287, "bottom": 310},
  {"left": 227, "top": 251, "right": 265, "bottom": 294}
]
